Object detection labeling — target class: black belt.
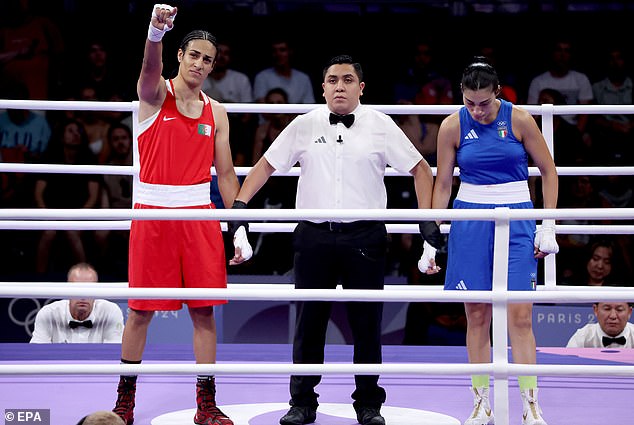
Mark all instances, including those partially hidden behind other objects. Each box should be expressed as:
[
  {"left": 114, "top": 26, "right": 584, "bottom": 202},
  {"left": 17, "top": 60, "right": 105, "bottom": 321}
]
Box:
[{"left": 302, "top": 220, "right": 382, "bottom": 233}]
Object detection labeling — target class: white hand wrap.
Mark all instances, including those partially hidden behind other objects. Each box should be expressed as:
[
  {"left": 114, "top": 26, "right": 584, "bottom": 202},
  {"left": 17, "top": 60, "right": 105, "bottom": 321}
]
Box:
[
  {"left": 417, "top": 241, "right": 438, "bottom": 273},
  {"left": 233, "top": 225, "right": 253, "bottom": 261},
  {"left": 148, "top": 4, "right": 176, "bottom": 42},
  {"left": 534, "top": 219, "right": 559, "bottom": 254}
]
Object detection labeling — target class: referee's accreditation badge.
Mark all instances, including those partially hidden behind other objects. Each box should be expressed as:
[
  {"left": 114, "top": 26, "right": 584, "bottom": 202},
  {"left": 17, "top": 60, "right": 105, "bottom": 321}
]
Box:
[{"left": 198, "top": 124, "right": 212, "bottom": 136}]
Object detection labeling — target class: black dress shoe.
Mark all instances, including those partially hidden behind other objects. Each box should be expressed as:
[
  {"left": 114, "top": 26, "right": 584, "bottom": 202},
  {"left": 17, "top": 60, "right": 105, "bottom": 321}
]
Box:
[
  {"left": 356, "top": 406, "right": 385, "bottom": 425},
  {"left": 279, "top": 406, "right": 317, "bottom": 425}
]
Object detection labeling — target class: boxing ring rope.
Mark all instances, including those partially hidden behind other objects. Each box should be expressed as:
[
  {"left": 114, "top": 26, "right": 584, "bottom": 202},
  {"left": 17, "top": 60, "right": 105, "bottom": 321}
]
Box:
[{"left": 1, "top": 99, "right": 634, "bottom": 425}]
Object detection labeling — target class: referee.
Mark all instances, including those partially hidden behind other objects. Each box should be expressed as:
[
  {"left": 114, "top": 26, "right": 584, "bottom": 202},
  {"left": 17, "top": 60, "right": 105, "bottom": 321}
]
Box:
[{"left": 229, "top": 54, "right": 440, "bottom": 425}]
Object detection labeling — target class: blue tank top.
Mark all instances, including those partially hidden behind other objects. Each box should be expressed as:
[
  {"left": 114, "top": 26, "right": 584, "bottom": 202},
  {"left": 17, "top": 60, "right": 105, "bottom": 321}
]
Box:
[{"left": 456, "top": 99, "right": 528, "bottom": 184}]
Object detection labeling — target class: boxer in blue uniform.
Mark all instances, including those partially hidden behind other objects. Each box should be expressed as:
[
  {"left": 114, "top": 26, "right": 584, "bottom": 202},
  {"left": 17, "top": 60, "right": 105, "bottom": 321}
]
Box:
[{"left": 431, "top": 57, "right": 559, "bottom": 425}]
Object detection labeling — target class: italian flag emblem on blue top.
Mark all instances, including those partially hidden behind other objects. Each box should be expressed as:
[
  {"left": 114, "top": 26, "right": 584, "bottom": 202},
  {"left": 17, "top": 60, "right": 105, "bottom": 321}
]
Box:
[
  {"left": 198, "top": 124, "right": 212, "bottom": 136},
  {"left": 498, "top": 128, "right": 508, "bottom": 138}
]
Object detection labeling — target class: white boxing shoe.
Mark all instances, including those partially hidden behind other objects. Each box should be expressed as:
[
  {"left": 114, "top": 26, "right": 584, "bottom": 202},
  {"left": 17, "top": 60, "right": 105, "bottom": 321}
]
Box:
[
  {"left": 520, "top": 388, "right": 547, "bottom": 425},
  {"left": 464, "top": 387, "right": 494, "bottom": 425}
]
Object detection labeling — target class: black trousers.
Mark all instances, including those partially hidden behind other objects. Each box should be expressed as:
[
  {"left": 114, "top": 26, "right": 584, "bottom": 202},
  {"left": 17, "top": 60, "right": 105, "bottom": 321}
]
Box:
[{"left": 288, "top": 221, "right": 387, "bottom": 409}]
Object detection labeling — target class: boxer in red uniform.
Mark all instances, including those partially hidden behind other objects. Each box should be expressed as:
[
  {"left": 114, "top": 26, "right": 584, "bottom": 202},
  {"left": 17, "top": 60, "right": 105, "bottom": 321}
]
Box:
[{"left": 112, "top": 4, "right": 252, "bottom": 425}]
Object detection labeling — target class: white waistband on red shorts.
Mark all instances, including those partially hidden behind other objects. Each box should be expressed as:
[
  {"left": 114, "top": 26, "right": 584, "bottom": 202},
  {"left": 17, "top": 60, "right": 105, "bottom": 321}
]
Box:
[
  {"left": 456, "top": 180, "right": 530, "bottom": 204},
  {"left": 135, "top": 181, "right": 211, "bottom": 207}
]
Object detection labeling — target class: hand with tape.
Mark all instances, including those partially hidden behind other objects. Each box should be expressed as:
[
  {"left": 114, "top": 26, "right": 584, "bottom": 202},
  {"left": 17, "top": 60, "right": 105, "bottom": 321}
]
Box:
[
  {"left": 534, "top": 219, "right": 559, "bottom": 258},
  {"left": 228, "top": 200, "right": 253, "bottom": 265},
  {"left": 148, "top": 4, "right": 177, "bottom": 43},
  {"left": 417, "top": 221, "right": 442, "bottom": 274}
]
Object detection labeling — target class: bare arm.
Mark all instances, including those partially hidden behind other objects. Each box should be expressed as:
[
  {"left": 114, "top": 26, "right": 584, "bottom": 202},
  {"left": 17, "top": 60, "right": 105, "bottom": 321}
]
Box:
[
  {"left": 251, "top": 122, "right": 269, "bottom": 165},
  {"left": 432, "top": 113, "right": 460, "bottom": 212},
  {"left": 34, "top": 180, "right": 47, "bottom": 208},
  {"left": 235, "top": 156, "right": 276, "bottom": 204},
  {"left": 83, "top": 180, "right": 100, "bottom": 209},
  {"left": 513, "top": 107, "right": 558, "bottom": 210},
  {"left": 212, "top": 101, "right": 241, "bottom": 207},
  {"left": 137, "top": 5, "right": 177, "bottom": 121},
  {"left": 411, "top": 158, "right": 434, "bottom": 210}
]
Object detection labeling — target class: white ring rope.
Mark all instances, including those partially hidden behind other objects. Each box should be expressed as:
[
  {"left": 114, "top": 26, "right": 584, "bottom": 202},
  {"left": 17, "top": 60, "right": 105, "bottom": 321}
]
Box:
[
  {"left": 2, "top": 99, "right": 634, "bottom": 425},
  {"left": 0, "top": 207, "right": 632, "bottom": 221},
  {"left": 2, "top": 161, "right": 634, "bottom": 178},
  {"left": 1, "top": 221, "right": 633, "bottom": 235},
  {"left": 5, "top": 98, "right": 634, "bottom": 115},
  {"left": 3, "top": 362, "right": 634, "bottom": 377},
  {"left": 0, "top": 284, "right": 633, "bottom": 303}
]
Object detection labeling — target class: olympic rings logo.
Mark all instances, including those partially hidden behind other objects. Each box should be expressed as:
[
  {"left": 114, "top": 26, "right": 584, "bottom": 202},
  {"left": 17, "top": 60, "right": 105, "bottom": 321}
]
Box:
[{"left": 7, "top": 298, "right": 55, "bottom": 337}]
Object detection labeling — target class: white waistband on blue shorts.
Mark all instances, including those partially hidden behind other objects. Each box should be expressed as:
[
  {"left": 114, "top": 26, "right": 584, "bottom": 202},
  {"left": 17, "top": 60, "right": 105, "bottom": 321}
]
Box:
[
  {"left": 135, "top": 181, "right": 211, "bottom": 207},
  {"left": 456, "top": 181, "right": 530, "bottom": 204}
]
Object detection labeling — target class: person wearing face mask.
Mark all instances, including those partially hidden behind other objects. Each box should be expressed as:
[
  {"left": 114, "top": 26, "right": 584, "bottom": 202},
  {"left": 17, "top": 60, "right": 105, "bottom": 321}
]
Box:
[{"left": 30, "top": 262, "right": 123, "bottom": 343}]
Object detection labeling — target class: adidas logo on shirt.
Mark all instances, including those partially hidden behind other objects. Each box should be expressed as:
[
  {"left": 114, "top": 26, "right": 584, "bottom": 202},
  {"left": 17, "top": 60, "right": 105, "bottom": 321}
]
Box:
[
  {"left": 464, "top": 129, "right": 479, "bottom": 140},
  {"left": 455, "top": 280, "right": 468, "bottom": 290},
  {"left": 314, "top": 136, "right": 326, "bottom": 144}
]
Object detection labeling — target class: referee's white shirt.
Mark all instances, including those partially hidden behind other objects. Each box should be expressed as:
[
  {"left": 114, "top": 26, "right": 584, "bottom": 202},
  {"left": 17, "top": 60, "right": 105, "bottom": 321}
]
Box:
[
  {"left": 30, "top": 299, "right": 124, "bottom": 343},
  {"left": 264, "top": 104, "right": 422, "bottom": 217},
  {"left": 566, "top": 322, "right": 634, "bottom": 348}
]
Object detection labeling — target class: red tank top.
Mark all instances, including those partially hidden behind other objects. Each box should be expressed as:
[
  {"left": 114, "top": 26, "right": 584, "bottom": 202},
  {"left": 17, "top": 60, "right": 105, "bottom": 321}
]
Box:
[{"left": 137, "top": 80, "right": 216, "bottom": 185}]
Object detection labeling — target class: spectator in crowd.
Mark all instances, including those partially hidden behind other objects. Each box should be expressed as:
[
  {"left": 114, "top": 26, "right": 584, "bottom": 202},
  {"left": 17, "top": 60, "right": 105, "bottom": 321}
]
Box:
[
  {"left": 0, "top": 79, "right": 50, "bottom": 210},
  {"left": 251, "top": 87, "right": 294, "bottom": 164},
  {"left": 73, "top": 82, "right": 112, "bottom": 163},
  {"left": 589, "top": 45, "right": 633, "bottom": 165},
  {"left": 202, "top": 39, "right": 255, "bottom": 167},
  {"left": 391, "top": 39, "right": 452, "bottom": 164},
  {"left": 0, "top": 0, "right": 64, "bottom": 100},
  {"left": 247, "top": 87, "right": 296, "bottom": 275},
  {"left": 64, "top": 38, "right": 133, "bottom": 103},
  {"left": 566, "top": 302, "right": 634, "bottom": 348},
  {"left": 253, "top": 36, "right": 315, "bottom": 105},
  {"left": 537, "top": 88, "right": 590, "bottom": 166},
  {"left": 563, "top": 238, "right": 628, "bottom": 287},
  {"left": 597, "top": 173, "right": 634, "bottom": 281},
  {"left": 202, "top": 40, "right": 253, "bottom": 105},
  {"left": 230, "top": 53, "right": 440, "bottom": 425},
  {"left": 111, "top": 6, "right": 246, "bottom": 425},
  {"left": 33, "top": 118, "right": 100, "bottom": 275},
  {"left": 555, "top": 175, "right": 602, "bottom": 281},
  {"left": 433, "top": 56, "right": 559, "bottom": 425},
  {"left": 0, "top": 80, "right": 51, "bottom": 163},
  {"left": 76, "top": 410, "right": 125, "bottom": 425},
  {"left": 477, "top": 43, "right": 521, "bottom": 103},
  {"left": 392, "top": 99, "right": 439, "bottom": 165},
  {"left": 30, "top": 262, "right": 124, "bottom": 343},
  {"left": 94, "top": 123, "right": 133, "bottom": 279},
  {"left": 526, "top": 38, "right": 594, "bottom": 136},
  {"left": 393, "top": 39, "right": 453, "bottom": 108}
]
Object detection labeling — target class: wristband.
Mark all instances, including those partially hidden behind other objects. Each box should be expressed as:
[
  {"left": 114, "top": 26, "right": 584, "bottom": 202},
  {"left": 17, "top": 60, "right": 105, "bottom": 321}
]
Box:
[
  {"left": 228, "top": 200, "right": 249, "bottom": 235},
  {"left": 419, "top": 221, "right": 441, "bottom": 249},
  {"left": 148, "top": 4, "right": 176, "bottom": 42},
  {"left": 148, "top": 23, "right": 167, "bottom": 42}
]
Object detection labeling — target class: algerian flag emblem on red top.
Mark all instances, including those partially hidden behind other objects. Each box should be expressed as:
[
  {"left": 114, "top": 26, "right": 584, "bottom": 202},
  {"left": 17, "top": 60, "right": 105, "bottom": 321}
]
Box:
[{"left": 198, "top": 124, "right": 212, "bottom": 136}]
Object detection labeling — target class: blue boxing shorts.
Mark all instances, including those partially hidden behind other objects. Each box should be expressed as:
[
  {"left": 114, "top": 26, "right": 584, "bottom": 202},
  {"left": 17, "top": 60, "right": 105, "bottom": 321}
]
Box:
[{"left": 444, "top": 199, "right": 537, "bottom": 292}]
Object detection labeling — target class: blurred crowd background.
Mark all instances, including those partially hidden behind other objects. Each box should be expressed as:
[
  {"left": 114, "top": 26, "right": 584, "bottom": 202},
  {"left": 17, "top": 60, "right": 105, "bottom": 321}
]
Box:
[{"left": 1, "top": 0, "right": 632, "bottom": 290}]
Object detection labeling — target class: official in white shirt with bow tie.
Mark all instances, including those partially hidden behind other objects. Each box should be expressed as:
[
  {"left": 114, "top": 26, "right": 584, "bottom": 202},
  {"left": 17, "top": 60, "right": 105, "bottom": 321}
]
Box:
[
  {"left": 228, "top": 54, "right": 439, "bottom": 425},
  {"left": 30, "top": 263, "right": 124, "bottom": 344},
  {"left": 567, "top": 302, "right": 634, "bottom": 348}
]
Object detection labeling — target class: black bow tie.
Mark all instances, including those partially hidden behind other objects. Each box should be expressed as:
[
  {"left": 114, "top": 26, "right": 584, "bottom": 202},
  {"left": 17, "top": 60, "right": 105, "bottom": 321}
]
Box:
[
  {"left": 602, "top": 335, "right": 626, "bottom": 347},
  {"left": 69, "top": 320, "right": 93, "bottom": 329},
  {"left": 329, "top": 113, "right": 355, "bottom": 128}
]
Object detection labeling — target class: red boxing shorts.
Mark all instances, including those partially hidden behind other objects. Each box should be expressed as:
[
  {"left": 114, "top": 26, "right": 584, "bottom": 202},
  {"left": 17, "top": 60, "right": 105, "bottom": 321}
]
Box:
[{"left": 128, "top": 203, "right": 227, "bottom": 311}]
